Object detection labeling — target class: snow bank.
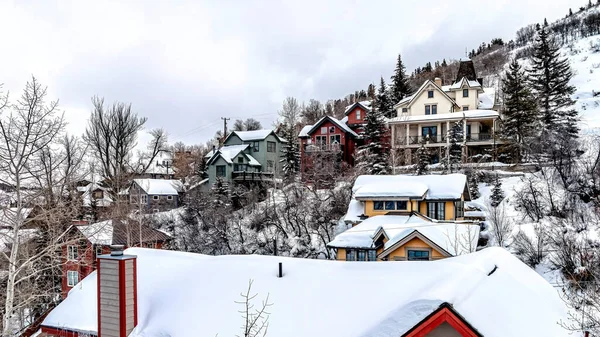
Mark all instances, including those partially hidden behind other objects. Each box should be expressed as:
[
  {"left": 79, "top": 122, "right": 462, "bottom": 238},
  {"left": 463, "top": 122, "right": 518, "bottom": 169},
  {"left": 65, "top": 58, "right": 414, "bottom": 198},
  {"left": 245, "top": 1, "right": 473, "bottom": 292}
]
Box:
[{"left": 42, "top": 247, "right": 570, "bottom": 337}]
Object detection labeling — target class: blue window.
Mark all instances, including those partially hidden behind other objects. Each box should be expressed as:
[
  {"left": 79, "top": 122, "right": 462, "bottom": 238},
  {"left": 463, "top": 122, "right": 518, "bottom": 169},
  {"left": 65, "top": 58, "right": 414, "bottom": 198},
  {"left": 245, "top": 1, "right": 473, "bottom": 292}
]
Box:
[
  {"left": 422, "top": 126, "right": 437, "bottom": 138},
  {"left": 346, "top": 249, "right": 355, "bottom": 261},
  {"left": 384, "top": 201, "right": 395, "bottom": 210},
  {"left": 374, "top": 201, "right": 384, "bottom": 210},
  {"left": 427, "top": 202, "right": 445, "bottom": 220},
  {"left": 428, "top": 90, "right": 434, "bottom": 98},
  {"left": 463, "top": 89, "right": 469, "bottom": 97},
  {"left": 216, "top": 165, "right": 226, "bottom": 177},
  {"left": 367, "top": 250, "right": 377, "bottom": 261},
  {"left": 425, "top": 105, "right": 431, "bottom": 115},
  {"left": 357, "top": 250, "right": 366, "bottom": 261},
  {"left": 432, "top": 105, "right": 437, "bottom": 114},
  {"left": 408, "top": 250, "right": 430, "bottom": 261},
  {"left": 396, "top": 201, "right": 408, "bottom": 210}
]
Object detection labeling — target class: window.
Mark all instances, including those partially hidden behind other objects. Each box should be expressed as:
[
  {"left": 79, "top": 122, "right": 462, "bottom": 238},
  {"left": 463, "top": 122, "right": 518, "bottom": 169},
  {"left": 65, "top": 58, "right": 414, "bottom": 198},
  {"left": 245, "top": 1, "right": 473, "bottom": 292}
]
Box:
[
  {"left": 329, "top": 134, "right": 341, "bottom": 145},
  {"left": 375, "top": 200, "right": 408, "bottom": 211},
  {"left": 357, "top": 250, "right": 366, "bottom": 261},
  {"left": 425, "top": 104, "right": 437, "bottom": 115},
  {"left": 384, "top": 201, "right": 395, "bottom": 211},
  {"left": 315, "top": 135, "right": 327, "bottom": 146},
  {"left": 432, "top": 105, "right": 437, "bottom": 114},
  {"left": 425, "top": 105, "right": 430, "bottom": 115},
  {"left": 373, "top": 201, "right": 384, "bottom": 210},
  {"left": 153, "top": 195, "right": 159, "bottom": 200},
  {"left": 167, "top": 195, "right": 173, "bottom": 200},
  {"left": 402, "top": 108, "right": 408, "bottom": 113},
  {"left": 396, "top": 201, "right": 408, "bottom": 210},
  {"left": 455, "top": 201, "right": 464, "bottom": 219},
  {"left": 463, "top": 89, "right": 469, "bottom": 97},
  {"left": 321, "top": 127, "right": 327, "bottom": 134},
  {"left": 428, "top": 90, "right": 434, "bottom": 98},
  {"left": 356, "top": 110, "right": 361, "bottom": 119},
  {"left": 462, "top": 106, "right": 469, "bottom": 111},
  {"left": 216, "top": 165, "right": 226, "bottom": 177},
  {"left": 96, "top": 245, "right": 103, "bottom": 257},
  {"left": 238, "top": 157, "right": 244, "bottom": 163},
  {"left": 67, "top": 271, "right": 79, "bottom": 287},
  {"left": 93, "top": 190, "right": 103, "bottom": 199},
  {"left": 367, "top": 250, "right": 377, "bottom": 261},
  {"left": 267, "top": 160, "right": 274, "bottom": 172},
  {"left": 422, "top": 126, "right": 437, "bottom": 138},
  {"left": 67, "top": 245, "right": 78, "bottom": 260},
  {"left": 140, "top": 195, "right": 147, "bottom": 204},
  {"left": 427, "top": 202, "right": 446, "bottom": 220},
  {"left": 252, "top": 141, "right": 260, "bottom": 152},
  {"left": 408, "top": 250, "right": 430, "bottom": 261},
  {"left": 346, "top": 249, "right": 356, "bottom": 261},
  {"left": 267, "top": 141, "right": 276, "bottom": 153}
]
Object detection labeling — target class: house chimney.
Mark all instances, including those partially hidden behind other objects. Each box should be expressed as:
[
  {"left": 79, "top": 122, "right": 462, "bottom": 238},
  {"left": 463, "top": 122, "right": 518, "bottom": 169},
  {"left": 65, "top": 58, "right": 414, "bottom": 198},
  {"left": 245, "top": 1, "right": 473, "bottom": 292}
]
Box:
[
  {"left": 97, "top": 244, "right": 138, "bottom": 337},
  {"left": 434, "top": 78, "right": 442, "bottom": 87}
]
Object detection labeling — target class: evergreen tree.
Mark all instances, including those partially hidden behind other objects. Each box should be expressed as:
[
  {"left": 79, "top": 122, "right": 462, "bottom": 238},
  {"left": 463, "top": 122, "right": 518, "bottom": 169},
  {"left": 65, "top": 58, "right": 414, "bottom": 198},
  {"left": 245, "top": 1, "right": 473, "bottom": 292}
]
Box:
[
  {"left": 375, "top": 77, "right": 393, "bottom": 118},
  {"left": 446, "top": 121, "right": 464, "bottom": 172},
  {"left": 442, "top": 59, "right": 448, "bottom": 67},
  {"left": 212, "top": 177, "right": 230, "bottom": 205},
  {"left": 490, "top": 176, "right": 505, "bottom": 207},
  {"left": 390, "top": 54, "right": 411, "bottom": 104},
  {"left": 466, "top": 170, "right": 481, "bottom": 199},
  {"left": 367, "top": 83, "right": 376, "bottom": 100},
  {"left": 355, "top": 98, "right": 390, "bottom": 175},
  {"left": 544, "top": 18, "right": 548, "bottom": 27},
  {"left": 502, "top": 59, "right": 537, "bottom": 162},
  {"left": 529, "top": 25, "right": 579, "bottom": 142},
  {"left": 415, "top": 137, "right": 430, "bottom": 175},
  {"left": 569, "top": 8, "right": 573, "bottom": 16},
  {"left": 280, "top": 123, "right": 300, "bottom": 181}
]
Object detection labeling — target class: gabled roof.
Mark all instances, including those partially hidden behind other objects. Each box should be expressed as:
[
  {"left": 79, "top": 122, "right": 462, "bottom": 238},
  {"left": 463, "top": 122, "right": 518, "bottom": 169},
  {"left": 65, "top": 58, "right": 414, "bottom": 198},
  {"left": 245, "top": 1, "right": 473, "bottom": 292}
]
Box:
[
  {"left": 224, "top": 130, "right": 285, "bottom": 144},
  {"left": 74, "top": 219, "right": 170, "bottom": 246},
  {"left": 353, "top": 174, "right": 469, "bottom": 200},
  {"left": 400, "top": 302, "right": 483, "bottom": 337},
  {"left": 394, "top": 80, "right": 460, "bottom": 109},
  {"left": 327, "top": 215, "right": 479, "bottom": 256},
  {"left": 205, "top": 144, "right": 249, "bottom": 164},
  {"left": 344, "top": 100, "right": 372, "bottom": 116},
  {"left": 449, "top": 77, "right": 483, "bottom": 92},
  {"left": 42, "top": 247, "right": 571, "bottom": 337},
  {"left": 298, "top": 125, "right": 313, "bottom": 138},
  {"left": 133, "top": 179, "right": 183, "bottom": 195},
  {"left": 304, "top": 116, "right": 358, "bottom": 138}
]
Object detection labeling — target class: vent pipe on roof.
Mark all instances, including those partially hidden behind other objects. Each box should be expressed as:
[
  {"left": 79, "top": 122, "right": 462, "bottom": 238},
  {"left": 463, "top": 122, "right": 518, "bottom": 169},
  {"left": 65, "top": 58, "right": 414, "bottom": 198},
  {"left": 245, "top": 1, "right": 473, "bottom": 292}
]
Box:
[{"left": 278, "top": 262, "right": 283, "bottom": 278}]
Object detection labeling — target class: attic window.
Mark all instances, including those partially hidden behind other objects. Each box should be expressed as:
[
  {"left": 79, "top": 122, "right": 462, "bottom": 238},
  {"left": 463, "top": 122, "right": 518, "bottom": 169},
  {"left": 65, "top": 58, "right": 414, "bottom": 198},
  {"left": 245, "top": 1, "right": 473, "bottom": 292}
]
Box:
[
  {"left": 428, "top": 90, "right": 434, "bottom": 98},
  {"left": 463, "top": 89, "right": 469, "bottom": 97},
  {"left": 402, "top": 108, "right": 408, "bottom": 113},
  {"left": 321, "top": 127, "right": 327, "bottom": 134},
  {"left": 356, "top": 110, "right": 361, "bottom": 119}
]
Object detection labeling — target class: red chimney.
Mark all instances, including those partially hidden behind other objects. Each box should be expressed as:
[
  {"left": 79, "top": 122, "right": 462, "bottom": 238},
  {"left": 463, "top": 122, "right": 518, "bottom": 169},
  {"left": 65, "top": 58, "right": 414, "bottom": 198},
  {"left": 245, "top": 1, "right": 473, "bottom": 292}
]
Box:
[{"left": 97, "top": 245, "right": 138, "bottom": 337}]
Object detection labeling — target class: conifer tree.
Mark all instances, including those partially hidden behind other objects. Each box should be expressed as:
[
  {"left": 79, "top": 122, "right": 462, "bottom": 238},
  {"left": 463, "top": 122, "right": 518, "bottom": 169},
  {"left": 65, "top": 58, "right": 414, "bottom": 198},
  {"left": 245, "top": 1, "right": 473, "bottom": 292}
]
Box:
[
  {"left": 529, "top": 25, "right": 579, "bottom": 142},
  {"left": 446, "top": 121, "right": 464, "bottom": 173},
  {"left": 280, "top": 123, "right": 300, "bottom": 181},
  {"left": 415, "top": 137, "right": 430, "bottom": 175},
  {"left": 376, "top": 77, "right": 393, "bottom": 118},
  {"left": 367, "top": 83, "right": 376, "bottom": 100},
  {"left": 212, "top": 177, "right": 230, "bottom": 205},
  {"left": 390, "top": 54, "right": 411, "bottom": 104},
  {"left": 490, "top": 176, "right": 505, "bottom": 207},
  {"left": 466, "top": 170, "right": 481, "bottom": 199},
  {"left": 501, "top": 59, "right": 537, "bottom": 162},
  {"left": 355, "top": 99, "right": 390, "bottom": 175}
]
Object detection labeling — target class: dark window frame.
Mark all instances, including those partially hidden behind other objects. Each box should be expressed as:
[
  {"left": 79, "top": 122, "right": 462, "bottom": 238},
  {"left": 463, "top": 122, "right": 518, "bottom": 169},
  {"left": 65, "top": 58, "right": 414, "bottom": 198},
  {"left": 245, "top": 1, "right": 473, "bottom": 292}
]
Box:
[
  {"left": 216, "top": 165, "right": 226, "bottom": 177},
  {"left": 373, "top": 201, "right": 384, "bottom": 210},
  {"left": 267, "top": 141, "right": 276, "bottom": 153},
  {"left": 396, "top": 201, "right": 408, "bottom": 210},
  {"left": 408, "top": 250, "right": 430, "bottom": 261},
  {"left": 252, "top": 141, "right": 260, "bottom": 152},
  {"left": 428, "top": 90, "right": 434, "bottom": 98},
  {"left": 427, "top": 202, "right": 446, "bottom": 220},
  {"left": 425, "top": 105, "right": 431, "bottom": 115},
  {"left": 463, "top": 89, "right": 469, "bottom": 97},
  {"left": 384, "top": 201, "right": 395, "bottom": 210}
]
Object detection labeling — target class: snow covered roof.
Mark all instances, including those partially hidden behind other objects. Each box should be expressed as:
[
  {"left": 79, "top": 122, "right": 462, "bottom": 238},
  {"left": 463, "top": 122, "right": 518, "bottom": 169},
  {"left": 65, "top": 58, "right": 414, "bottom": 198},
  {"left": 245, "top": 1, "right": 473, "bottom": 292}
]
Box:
[
  {"left": 304, "top": 116, "right": 359, "bottom": 138},
  {"left": 449, "top": 77, "right": 483, "bottom": 90},
  {"left": 328, "top": 215, "right": 479, "bottom": 256},
  {"left": 74, "top": 220, "right": 170, "bottom": 246},
  {"left": 142, "top": 151, "right": 174, "bottom": 175},
  {"left": 80, "top": 183, "right": 112, "bottom": 207},
  {"left": 344, "top": 199, "right": 365, "bottom": 223},
  {"left": 478, "top": 87, "right": 496, "bottom": 109},
  {"left": 298, "top": 125, "right": 312, "bottom": 138},
  {"left": 226, "top": 129, "right": 284, "bottom": 143},
  {"left": 395, "top": 80, "right": 459, "bottom": 109},
  {"left": 42, "top": 247, "right": 570, "bottom": 337},
  {"left": 206, "top": 144, "right": 249, "bottom": 163},
  {"left": 344, "top": 100, "right": 372, "bottom": 115},
  {"left": 387, "top": 109, "right": 499, "bottom": 124},
  {"left": 0, "top": 228, "right": 37, "bottom": 253},
  {"left": 353, "top": 174, "right": 468, "bottom": 200},
  {"left": 133, "top": 179, "right": 183, "bottom": 195},
  {"left": 0, "top": 207, "right": 33, "bottom": 227}
]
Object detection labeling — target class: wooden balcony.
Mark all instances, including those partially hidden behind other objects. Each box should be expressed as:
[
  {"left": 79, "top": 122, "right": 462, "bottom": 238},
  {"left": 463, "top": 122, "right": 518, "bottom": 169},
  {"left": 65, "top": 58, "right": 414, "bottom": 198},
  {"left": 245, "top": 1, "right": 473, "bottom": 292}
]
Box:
[
  {"left": 304, "top": 143, "right": 344, "bottom": 153},
  {"left": 231, "top": 171, "right": 274, "bottom": 182}
]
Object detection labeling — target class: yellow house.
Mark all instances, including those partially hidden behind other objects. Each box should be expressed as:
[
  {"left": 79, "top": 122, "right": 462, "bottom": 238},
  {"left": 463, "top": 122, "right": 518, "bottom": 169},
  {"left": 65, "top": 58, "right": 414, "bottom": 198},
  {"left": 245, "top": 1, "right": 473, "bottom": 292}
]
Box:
[{"left": 328, "top": 173, "right": 479, "bottom": 261}]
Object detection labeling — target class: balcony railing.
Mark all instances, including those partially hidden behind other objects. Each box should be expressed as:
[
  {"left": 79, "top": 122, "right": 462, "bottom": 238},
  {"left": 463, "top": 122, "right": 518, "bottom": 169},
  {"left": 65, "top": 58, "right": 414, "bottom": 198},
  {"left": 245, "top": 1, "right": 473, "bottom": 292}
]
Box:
[
  {"left": 232, "top": 171, "right": 274, "bottom": 181},
  {"left": 397, "top": 133, "right": 497, "bottom": 146},
  {"left": 304, "top": 143, "right": 343, "bottom": 153}
]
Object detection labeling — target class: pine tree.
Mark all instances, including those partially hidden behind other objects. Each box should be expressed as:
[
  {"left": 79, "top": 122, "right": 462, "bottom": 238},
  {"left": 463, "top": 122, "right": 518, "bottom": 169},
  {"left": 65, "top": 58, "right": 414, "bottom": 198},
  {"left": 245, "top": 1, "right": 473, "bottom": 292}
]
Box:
[
  {"left": 465, "top": 170, "right": 480, "bottom": 199},
  {"left": 390, "top": 54, "right": 411, "bottom": 104},
  {"left": 415, "top": 137, "right": 430, "bottom": 175},
  {"left": 490, "top": 176, "right": 505, "bottom": 207},
  {"left": 569, "top": 8, "right": 573, "bottom": 16},
  {"left": 501, "top": 59, "right": 538, "bottom": 162},
  {"left": 544, "top": 18, "right": 548, "bottom": 27},
  {"left": 446, "top": 121, "right": 464, "bottom": 172},
  {"left": 280, "top": 123, "right": 300, "bottom": 181},
  {"left": 212, "top": 177, "right": 230, "bottom": 205},
  {"left": 529, "top": 25, "right": 579, "bottom": 142},
  {"left": 376, "top": 77, "right": 393, "bottom": 118},
  {"left": 442, "top": 59, "right": 448, "bottom": 67},
  {"left": 355, "top": 99, "right": 390, "bottom": 175}
]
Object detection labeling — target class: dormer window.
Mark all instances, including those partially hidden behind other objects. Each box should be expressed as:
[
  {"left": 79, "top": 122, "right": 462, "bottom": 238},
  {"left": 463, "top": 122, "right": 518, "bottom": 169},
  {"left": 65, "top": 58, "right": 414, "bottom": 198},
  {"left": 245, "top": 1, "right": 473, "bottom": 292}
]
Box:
[
  {"left": 402, "top": 108, "right": 408, "bottom": 113},
  {"left": 463, "top": 89, "right": 469, "bottom": 98},
  {"left": 428, "top": 90, "right": 434, "bottom": 98},
  {"left": 356, "top": 110, "right": 361, "bottom": 119}
]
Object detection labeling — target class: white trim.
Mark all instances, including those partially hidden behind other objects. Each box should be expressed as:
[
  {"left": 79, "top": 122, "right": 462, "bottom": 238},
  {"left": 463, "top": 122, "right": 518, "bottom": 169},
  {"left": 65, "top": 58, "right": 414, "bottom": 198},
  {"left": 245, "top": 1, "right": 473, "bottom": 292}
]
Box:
[
  {"left": 67, "top": 245, "right": 78, "bottom": 261},
  {"left": 67, "top": 270, "right": 79, "bottom": 287},
  {"left": 167, "top": 195, "right": 173, "bottom": 200}
]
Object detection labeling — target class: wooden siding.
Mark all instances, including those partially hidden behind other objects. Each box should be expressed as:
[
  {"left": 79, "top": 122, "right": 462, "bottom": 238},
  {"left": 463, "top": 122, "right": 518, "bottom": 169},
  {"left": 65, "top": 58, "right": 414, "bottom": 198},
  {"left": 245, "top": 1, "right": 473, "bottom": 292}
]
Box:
[{"left": 385, "top": 237, "right": 445, "bottom": 261}]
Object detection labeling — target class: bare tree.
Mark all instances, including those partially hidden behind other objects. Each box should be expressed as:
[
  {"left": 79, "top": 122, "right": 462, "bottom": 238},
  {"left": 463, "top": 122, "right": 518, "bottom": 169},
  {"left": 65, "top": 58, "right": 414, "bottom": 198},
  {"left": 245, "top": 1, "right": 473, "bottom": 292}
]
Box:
[
  {"left": 235, "top": 279, "right": 272, "bottom": 337},
  {"left": 0, "top": 77, "right": 77, "bottom": 335},
  {"left": 486, "top": 199, "right": 512, "bottom": 247},
  {"left": 278, "top": 97, "right": 300, "bottom": 128}
]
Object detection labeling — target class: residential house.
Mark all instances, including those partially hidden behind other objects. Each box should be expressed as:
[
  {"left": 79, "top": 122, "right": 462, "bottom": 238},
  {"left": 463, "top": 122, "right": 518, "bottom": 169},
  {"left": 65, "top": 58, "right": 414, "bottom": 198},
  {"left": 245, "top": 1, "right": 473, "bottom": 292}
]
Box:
[
  {"left": 388, "top": 60, "right": 501, "bottom": 165},
  {"left": 129, "top": 179, "right": 184, "bottom": 213},
  {"left": 205, "top": 130, "right": 286, "bottom": 187},
  {"left": 77, "top": 182, "right": 113, "bottom": 219},
  {"left": 41, "top": 247, "right": 570, "bottom": 337},
  {"left": 327, "top": 173, "right": 479, "bottom": 261},
  {"left": 136, "top": 151, "right": 175, "bottom": 179},
  {"left": 61, "top": 220, "right": 169, "bottom": 299}
]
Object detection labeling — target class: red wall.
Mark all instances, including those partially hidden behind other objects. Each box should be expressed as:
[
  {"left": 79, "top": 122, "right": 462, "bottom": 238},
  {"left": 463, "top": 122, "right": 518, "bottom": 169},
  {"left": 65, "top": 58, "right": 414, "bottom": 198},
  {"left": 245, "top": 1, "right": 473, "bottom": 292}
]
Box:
[
  {"left": 346, "top": 106, "right": 364, "bottom": 125},
  {"left": 299, "top": 119, "right": 358, "bottom": 173}
]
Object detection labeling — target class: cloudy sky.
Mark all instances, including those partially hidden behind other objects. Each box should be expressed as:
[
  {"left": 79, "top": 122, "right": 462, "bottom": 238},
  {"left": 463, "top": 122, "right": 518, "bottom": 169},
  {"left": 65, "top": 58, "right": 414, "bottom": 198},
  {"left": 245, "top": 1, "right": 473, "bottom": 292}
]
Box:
[{"left": 0, "top": 0, "right": 584, "bottom": 145}]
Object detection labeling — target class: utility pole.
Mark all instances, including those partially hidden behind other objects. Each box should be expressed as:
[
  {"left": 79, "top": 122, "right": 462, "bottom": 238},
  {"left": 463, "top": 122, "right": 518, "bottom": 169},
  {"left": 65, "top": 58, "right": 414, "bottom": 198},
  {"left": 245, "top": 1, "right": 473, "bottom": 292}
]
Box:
[{"left": 221, "top": 117, "right": 230, "bottom": 146}]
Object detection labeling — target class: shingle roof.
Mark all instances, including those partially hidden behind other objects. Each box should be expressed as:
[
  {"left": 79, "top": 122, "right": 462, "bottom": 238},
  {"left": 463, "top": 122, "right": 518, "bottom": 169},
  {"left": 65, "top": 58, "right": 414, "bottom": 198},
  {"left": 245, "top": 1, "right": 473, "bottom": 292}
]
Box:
[{"left": 75, "top": 220, "right": 170, "bottom": 246}]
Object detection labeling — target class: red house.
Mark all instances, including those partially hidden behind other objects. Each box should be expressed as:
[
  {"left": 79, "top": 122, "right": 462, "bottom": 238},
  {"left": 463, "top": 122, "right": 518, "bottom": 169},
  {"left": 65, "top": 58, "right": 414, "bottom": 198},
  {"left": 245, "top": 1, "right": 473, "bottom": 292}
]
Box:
[{"left": 61, "top": 219, "right": 169, "bottom": 299}]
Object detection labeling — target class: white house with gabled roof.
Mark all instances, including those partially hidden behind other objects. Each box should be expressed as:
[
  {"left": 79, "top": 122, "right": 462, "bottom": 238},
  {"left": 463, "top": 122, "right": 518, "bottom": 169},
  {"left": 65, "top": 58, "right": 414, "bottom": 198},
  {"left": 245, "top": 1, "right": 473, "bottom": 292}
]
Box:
[{"left": 388, "top": 60, "right": 502, "bottom": 165}]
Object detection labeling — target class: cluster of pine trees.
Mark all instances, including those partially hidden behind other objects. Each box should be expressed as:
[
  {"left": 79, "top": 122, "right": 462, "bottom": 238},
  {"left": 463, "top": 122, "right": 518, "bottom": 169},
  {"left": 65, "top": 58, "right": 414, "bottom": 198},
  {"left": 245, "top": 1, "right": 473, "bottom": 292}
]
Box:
[{"left": 501, "top": 22, "right": 579, "bottom": 163}]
